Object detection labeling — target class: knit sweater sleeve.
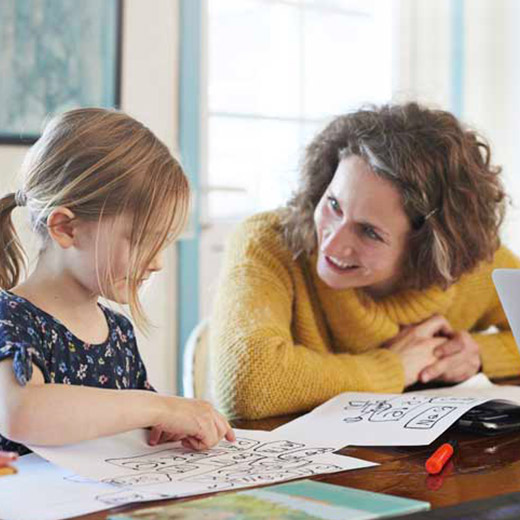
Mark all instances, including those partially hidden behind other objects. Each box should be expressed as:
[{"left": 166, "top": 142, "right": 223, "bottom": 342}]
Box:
[
  {"left": 472, "top": 247, "right": 520, "bottom": 379},
  {"left": 209, "top": 214, "right": 405, "bottom": 420}
]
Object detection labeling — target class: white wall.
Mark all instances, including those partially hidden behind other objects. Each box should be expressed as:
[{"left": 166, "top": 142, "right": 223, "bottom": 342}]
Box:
[
  {"left": 0, "top": 148, "right": 28, "bottom": 192},
  {"left": 395, "top": 0, "right": 453, "bottom": 109},
  {"left": 0, "top": 0, "right": 181, "bottom": 393},
  {"left": 121, "top": 0, "right": 180, "bottom": 394},
  {"left": 397, "top": 0, "right": 520, "bottom": 256},
  {"left": 462, "top": 0, "right": 520, "bottom": 255}
]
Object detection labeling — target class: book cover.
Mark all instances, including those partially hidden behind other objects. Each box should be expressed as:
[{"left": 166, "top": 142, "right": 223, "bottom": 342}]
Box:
[{"left": 109, "top": 479, "right": 430, "bottom": 519}]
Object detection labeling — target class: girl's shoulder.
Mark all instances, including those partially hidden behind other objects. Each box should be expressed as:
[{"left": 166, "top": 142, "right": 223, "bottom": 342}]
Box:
[
  {"left": 0, "top": 290, "right": 50, "bottom": 350},
  {"left": 0, "top": 290, "right": 42, "bottom": 323}
]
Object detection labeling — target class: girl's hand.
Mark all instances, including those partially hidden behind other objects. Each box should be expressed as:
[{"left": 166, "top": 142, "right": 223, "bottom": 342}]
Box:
[
  {"left": 151, "top": 396, "right": 235, "bottom": 450},
  {"left": 148, "top": 428, "right": 183, "bottom": 446},
  {"left": 419, "top": 331, "right": 481, "bottom": 383},
  {"left": 384, "top": 315, "right": 454, "bottom": 387}
]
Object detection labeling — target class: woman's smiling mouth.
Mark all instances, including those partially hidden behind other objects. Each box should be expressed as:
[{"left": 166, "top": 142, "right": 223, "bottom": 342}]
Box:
[{"left": 325, "top": 255, "right": 360, "bottom": 271}]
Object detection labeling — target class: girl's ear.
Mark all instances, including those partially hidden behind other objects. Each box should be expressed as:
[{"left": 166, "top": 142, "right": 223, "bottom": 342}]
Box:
[{"left": 46, "top": 207, "right": 77, "bottom": 249}]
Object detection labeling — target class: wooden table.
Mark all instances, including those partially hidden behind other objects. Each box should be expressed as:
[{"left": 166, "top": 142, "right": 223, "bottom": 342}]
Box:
[{"left": 77, "top": 379, "right": 520, "bottom": 519}]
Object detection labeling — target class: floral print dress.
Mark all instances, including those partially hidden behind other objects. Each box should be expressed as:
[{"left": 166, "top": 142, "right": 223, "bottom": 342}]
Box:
[{"left": 0, "top": 290, "right": 153, "bottom": 455}]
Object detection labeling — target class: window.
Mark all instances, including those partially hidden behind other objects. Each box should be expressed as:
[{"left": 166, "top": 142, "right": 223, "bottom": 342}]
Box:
[{"left": 204, "top": 0, "right": 397, "bottom": 222}]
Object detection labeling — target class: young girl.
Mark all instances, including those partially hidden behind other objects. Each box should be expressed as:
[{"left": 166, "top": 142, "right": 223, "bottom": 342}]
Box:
[{"left": 0, "top": 108, "right": 234, "bottom": 455}]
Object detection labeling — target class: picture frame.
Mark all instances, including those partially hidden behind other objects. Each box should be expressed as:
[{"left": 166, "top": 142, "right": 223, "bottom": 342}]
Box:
[{"left": 0, "top": 0, "right": 123, "bottom": 145}]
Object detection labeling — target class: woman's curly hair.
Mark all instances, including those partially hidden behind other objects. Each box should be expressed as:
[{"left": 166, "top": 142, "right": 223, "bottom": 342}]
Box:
[{"left": 281, "top": 102, "right": 506, "bottom": 290}]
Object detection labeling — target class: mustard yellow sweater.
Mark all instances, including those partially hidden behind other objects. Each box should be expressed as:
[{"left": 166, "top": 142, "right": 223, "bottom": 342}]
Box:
[{"left": 209, "top": 211, "right": 520, "bottom": 420}]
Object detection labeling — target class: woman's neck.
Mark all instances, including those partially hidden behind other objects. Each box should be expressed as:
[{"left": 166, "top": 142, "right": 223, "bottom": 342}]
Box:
[{"left": 363, "top": 278, "right": 401, "bottom": 301}]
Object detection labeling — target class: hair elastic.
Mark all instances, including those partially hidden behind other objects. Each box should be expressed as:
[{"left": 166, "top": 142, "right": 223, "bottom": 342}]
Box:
[{"left": 14, "top": 190, "right": 27, "bottom": 207}]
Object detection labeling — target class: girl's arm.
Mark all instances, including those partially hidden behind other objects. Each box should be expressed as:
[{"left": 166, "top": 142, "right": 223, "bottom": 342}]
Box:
[{"left": 0, "top": 359, "right": 234, "bottom": 450}]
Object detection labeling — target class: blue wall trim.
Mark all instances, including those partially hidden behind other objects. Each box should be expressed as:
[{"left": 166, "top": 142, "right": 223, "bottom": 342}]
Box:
[
  {"left": 451, "top": 0, "right": 464, "bottom": 117},
  {"left": 178, "top": 0, "right": 202, "bottom": 395}
]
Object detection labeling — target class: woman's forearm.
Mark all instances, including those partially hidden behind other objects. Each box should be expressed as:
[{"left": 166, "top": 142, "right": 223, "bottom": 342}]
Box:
[
  {"left": 215, "top": 336, "right": 405, "bottom": 420},
  {"left": 475, "top": 331, "right": 520, "bottom": 379}
]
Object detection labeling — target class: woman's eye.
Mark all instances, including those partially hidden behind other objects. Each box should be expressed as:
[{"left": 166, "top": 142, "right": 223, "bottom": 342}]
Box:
[
  {"left": 327, "top": 196, "right": 341, "bottom": 213},
  {"left": 362, "top": 225, "right": 382, "bottom": 241}
]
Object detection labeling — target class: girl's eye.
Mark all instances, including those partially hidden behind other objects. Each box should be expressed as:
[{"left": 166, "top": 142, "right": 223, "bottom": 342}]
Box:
[
  {"left": 327, "top": 196, "right": 341, "bottom": 213},
  {"left": 362, "top": 225, "right": 382, "bottom": 242}
]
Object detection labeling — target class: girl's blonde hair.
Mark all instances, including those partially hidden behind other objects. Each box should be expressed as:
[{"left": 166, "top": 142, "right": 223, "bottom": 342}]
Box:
[{"left": 0, "top": 108, "right": 190, "bottom": 329}]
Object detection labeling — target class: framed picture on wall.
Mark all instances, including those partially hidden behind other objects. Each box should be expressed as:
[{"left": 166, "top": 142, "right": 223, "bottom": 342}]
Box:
[{"left": 0, "top": 0, "right": 122, "bottom": 145}]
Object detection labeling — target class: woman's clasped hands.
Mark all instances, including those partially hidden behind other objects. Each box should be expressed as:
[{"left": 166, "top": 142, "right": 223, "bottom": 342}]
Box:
[{"left": 385, "top": 314, "right": 482, "bottom": 387}]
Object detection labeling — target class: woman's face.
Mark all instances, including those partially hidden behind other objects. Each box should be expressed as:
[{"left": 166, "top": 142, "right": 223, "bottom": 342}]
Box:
[{"left": 314, "top": 155, "right": 411, "bottom": 297}]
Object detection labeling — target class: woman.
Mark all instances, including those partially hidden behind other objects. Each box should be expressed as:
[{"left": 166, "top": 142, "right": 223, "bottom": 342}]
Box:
[{"left": 210, "top": 103, "right": 520, "bottom": 419}]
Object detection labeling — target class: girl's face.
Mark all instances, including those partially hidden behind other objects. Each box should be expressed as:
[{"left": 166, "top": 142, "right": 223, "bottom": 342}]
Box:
[
  {"left": 313, "top": 155, "right": 411, "bottom": 298},
  {"left": 72, "top": 214, "right": 164, "bottom": 303}
]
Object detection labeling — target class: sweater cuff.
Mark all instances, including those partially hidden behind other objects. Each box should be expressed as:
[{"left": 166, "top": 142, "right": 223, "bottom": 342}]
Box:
[
  {"left": 474, "top": 332, "right": 520, "bottom": 379},
  {"left": 351, "top": 348, "right": 406, "bottom": 393}
]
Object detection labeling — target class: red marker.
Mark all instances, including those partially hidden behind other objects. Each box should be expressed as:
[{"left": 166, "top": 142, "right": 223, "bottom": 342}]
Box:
[
  {"left": 426, "top": 460, "right": 455, "bottom": 491},
  {"left": 425, "top": 440, "right": 457, "bottom": 475}
]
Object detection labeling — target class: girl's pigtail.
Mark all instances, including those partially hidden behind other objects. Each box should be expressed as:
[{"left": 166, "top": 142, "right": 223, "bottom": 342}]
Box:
[{"left": 0, "top": 193, "right": 27, "bottom": 289}]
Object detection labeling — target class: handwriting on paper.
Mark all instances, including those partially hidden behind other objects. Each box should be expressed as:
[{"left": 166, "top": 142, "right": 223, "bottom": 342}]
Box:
[
  {"left": 30, "top": 429, "right": 375, "bottom": 505},
  {"left": 341, "top": 396, "right": 478, "bottom": 428},
  {"left": 100, "top": 438, "right": 340, "bottom": 496},
  {"left": 275, "top": 393, "right": 490, "bottom": 447}
]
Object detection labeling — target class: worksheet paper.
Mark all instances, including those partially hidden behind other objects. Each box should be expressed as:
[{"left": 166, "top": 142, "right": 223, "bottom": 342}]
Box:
[
  {"left": 275, "top": 392, "right": 490, "bottom": 447},
  {"left": 29, "top": 428, "right": 375, "bottom": 502},
  {"left": 414, "top": 373, "right": 520, "bottom": 405},
  {"left": 0, "top": 453, "right": 162, "bottom": 520}
]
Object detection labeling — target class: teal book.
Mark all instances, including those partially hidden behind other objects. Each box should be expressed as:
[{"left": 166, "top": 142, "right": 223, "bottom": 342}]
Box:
[{"left": 108, "top": 479, "right": 430, "bottom": 519}]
